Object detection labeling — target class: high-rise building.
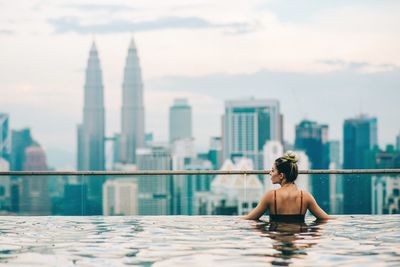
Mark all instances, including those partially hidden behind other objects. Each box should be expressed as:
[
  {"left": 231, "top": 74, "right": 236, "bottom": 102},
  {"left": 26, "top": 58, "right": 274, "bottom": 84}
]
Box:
[
  {"left": 372, "top": 176, "right": 400, "bottom": 214},
  {"left": 77, "top": 41, "right": 105, "bottom": 171},
  {"left": 0, "top": 113, "right": 10, "bottom": 162},
  {"left": 112, "top": 133, "right": 121, "bottom": 165},
  {"left": 10, "top": 129, "right": 33, "bottom": 171},
  {"left": 9, "top": 128, "right": 33, "bottom": 213},
  {"left": 170, "top": 138, "right": 196, "bottom": 214},
  {"left": 171, "top": 138, "right": 196, "bottom": 170},
  {"left": 0, "top": 158, "right": 11, "bottom": 212},
  {"left": 136, "top": 145, "right": 172, "bottom": 215},
  {"left": 77, "top": 42, "right": 106, "bottom": 214},
  {"left": 62, "top": 183, "right": 87, "bottom": 215},
  {"left": 169, "top": 98, "right": 192, "bottom": 143},
  {"left": 295, "top": 120, "right": 330, "bottom": 169},
  {"left": 19, "top": 144, "right": 51, "bottom": 215},
  {"left": 295, "top": 120, "right": 330, "bottom": 212},
  {"left": 120, "top": 38, "right": 145, "bottom": 164},
  {"left": 145, "top": 133, "right": 154, "bottom": 147},
  {"left": 372, "top": 146, "right": 400, "bottom": 214},
  {"left": 103, "top": 179, "right": 138, "bottom": 215},
  {"left": 343, "top": 115, "right": 377, "bottom": 214},
  {"left": 208, "top": 137, "right": 222, "bottom": 170},
  {"left": 343, "top": 115, "right": 377, "bottom": 169},
  {"left": 396, "top": 132, "right": 400, "bottom": 152},
  {"left": 329, "top": 140, "right": 341, "bottom": 168},
  {"left": 0, "top": 114, "right": 10, "bottom": 212},
  {"left": 174, "top": 158, "right": 213, "bottom": 215},
  {"left": 328, "top": 140, "right": 343, "bottom": 214},
  {"left": 222, "top": 98, "right": 282, "bottom": 169}
]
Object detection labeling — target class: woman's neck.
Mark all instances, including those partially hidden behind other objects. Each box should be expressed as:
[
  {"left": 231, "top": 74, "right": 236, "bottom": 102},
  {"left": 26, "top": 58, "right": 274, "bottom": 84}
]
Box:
[{"left": 280, "top": 182, "right": 295, "bottom": 188}]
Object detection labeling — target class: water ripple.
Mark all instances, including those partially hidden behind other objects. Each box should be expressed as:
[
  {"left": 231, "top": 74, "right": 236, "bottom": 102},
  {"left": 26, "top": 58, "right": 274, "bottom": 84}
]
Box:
[{"left": 0, "top": 215, "right": 398, "bottom": 266}]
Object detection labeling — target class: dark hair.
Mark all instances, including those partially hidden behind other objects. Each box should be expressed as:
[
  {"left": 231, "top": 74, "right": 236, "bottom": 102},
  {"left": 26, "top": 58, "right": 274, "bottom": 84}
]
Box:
[{"left": 275, "top": 151, "right": 299, "bottom": 183}]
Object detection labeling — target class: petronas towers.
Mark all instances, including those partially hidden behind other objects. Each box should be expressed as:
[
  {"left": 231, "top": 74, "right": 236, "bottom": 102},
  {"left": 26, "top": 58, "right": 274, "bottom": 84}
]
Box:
[
  {"left": 120, "top": 39, "right": 145, "bottom": 164},
  {"left": 77, "top": 38, "right": 145, "bottom": 213},
  {"left": 77, "top": 42, "right": 105, "bottom": 171}
]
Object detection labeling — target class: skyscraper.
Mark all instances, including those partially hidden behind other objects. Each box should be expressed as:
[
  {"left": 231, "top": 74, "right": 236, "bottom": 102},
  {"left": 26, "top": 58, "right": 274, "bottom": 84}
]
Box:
[
  {"left": 9, "top": 128, "right": 33, "bottom": 213},
  {"left": 344, "top": 115, "right": 377, "bottom": 169},
  {"left": 329, "top": 140, "right": 343, "bottom": 214},
  {"left": 169, "top": 98, "right": 192, "bottom": 143},
  {"left": 10, "top": 128, "right": 33, "bottom": 171},
  {"left": 295, "top": 120, "right": 330, "bottom": 169},
  {"left": 0, "top": 158, "right": 11, "bottom": 211},
  {"left": 62, "top": 183, "right": 88, "bottom": 215},
  {"left": 0, "top": 114, "right": 10, "bottom": 211},
  {"left": 208, "top": 137, "right": 222, "bottom": 169},
  {"left": 371, "top": 146, "right": 400, "bottom": 214},
  {"left": 170, "top": 138, "right": 195, "bottom": 214},
  {"left": 222, "top": 98, "right": 282, "bottom": 169},
  {"left": 20, "top": 144, "right": 51, "bottom": 215},
  {"left": 180, "top": 159, "right": 213, "bottom": 215},
  {"left": 295, "top": 120, "right": 330, "bottom": 212},
  {"left": 77, "top": 41, "right": 105, "bottom": 171},
  {"left": 136, "top": 145, "right": 172, "bottom": 215},
  {"left": 396, "top": 132, "right": 400, "bottom": 152},
  {"left": 0, "top": 113, "right": 10, "bottom": 162},
  {"left": 77, "top": 41, "right": 106, "bottom": 214},
  {"left": 120, "top": 38, "right": 145, "bottom": 164},
  {"left": 343, "top": 115, "right": 377, "bottom": 214}
]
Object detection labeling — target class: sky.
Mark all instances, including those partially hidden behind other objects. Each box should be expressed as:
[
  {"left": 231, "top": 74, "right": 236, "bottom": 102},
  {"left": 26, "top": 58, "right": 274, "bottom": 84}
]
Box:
[{"left": 1, "top": 0, "right": 400, "bottom": 169}]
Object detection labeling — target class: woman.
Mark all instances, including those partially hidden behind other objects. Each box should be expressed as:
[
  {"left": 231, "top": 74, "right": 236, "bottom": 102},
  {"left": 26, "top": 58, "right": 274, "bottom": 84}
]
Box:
[{"left": 244, "top": 151, "right": 330, "bottom": 221}]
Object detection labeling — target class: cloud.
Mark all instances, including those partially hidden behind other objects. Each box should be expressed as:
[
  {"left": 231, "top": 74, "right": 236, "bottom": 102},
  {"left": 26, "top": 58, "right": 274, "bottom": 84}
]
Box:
[
  {"left": 47, "top": 16, "right": 251, "bottom": 34},
  {"left": 317, "top": 59, "right": 399, "bottom": 73},
  {"left": 259, "top": 0, "right": 388, "bottom": 24},
  {"left": 0, "top": 30, "right": 13, "bottom": 35},
  {"left": 64, "top": 4, "right": 136, "bottom": 13}
]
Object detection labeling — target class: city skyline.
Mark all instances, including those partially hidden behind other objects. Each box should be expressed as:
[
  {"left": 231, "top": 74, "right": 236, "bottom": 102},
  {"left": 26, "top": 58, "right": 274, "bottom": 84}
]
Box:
[{"left": 1, "top": 1, "right": 400, "bottom": 169}]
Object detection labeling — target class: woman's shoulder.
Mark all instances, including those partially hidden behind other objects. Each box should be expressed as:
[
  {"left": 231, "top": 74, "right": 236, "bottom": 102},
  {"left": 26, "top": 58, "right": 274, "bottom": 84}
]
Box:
[
  {"left": 300, "top": 190, "right": 316, "bottom": 202},
  {"left": 260, "top": 190, "right": 275, "bottom": 201},
  {"left": 264, "top": 190, "right": 276, "bottom": 197}
]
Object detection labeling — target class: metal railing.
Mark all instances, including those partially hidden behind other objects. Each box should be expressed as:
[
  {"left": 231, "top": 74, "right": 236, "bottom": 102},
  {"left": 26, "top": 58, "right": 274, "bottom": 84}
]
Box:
[{"left": 1, "top": 169, "right": 400, "bottom": 176}]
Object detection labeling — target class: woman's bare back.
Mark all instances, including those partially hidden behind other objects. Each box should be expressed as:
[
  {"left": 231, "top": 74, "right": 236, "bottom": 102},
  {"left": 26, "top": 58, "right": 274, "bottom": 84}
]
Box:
[{"left": 271, "top": 188, "right": 305, "bottom": 215}]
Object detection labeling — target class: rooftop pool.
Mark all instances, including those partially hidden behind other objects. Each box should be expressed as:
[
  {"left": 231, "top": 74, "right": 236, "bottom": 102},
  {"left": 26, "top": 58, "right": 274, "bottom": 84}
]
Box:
[{"left": 0, "top": 215, "right": 399, "bottom": 266}]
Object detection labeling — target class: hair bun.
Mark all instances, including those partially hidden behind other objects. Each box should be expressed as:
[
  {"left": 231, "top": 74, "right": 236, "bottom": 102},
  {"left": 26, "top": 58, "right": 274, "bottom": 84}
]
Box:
[{"left": 283, "top": 151, "right": 298, "bottom": 163}]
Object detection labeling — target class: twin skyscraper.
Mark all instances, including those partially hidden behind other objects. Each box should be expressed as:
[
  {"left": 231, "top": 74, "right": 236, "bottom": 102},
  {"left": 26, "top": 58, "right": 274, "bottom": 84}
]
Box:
[
  {"left": 77, "top": 38, "right": 145, "bottom": 171},
  {"left": 77, "top": 38, "right": 145, "bottom": 213}
]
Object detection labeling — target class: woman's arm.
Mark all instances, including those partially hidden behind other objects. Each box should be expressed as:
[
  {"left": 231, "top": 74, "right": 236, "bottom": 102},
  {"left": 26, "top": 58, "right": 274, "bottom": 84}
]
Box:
[
  {"left": 243, "top": 191, "right": 273, "bottom": 220},
  {"left": 306, "top": 192, "right": 331, "bottom": 220}
]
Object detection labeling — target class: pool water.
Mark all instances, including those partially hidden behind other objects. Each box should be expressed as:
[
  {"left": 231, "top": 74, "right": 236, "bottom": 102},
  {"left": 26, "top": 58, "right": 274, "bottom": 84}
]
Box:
[{"left": 0, "top": 215, "right": 399, "bottom": 266}]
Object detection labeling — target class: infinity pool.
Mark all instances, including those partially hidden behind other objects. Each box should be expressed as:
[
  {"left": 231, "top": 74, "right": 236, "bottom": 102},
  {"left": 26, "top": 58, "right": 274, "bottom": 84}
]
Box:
[{"left": 0, "top": 215, "right": 399, "bottom": 266}]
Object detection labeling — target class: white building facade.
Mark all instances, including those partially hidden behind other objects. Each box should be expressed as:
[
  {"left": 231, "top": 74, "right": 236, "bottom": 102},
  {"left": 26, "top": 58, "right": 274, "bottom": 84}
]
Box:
[
  {"left": 103, "top": 179, "right": 138, "bottom": 215},
  {"left": 223, "top": 99, "right": 283, "bottom": 170},
  {"left": 194, "top": 158, "right": 263, "bottom": 216}
]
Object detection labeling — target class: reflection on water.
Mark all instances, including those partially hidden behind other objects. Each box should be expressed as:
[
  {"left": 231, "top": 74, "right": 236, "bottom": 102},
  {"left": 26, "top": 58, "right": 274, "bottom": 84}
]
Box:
[
  {"left": 0, "top": 216, "right": 399, "bottom": 266},
  {"left": 251, "top": 220, "right": 325, "bottom": 266}
]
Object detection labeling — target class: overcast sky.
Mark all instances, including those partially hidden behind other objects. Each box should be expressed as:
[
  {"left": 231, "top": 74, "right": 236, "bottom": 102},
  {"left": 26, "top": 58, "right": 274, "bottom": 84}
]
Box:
[{"left": 1, "top": 0, "right": 400, "bottom": 169}]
